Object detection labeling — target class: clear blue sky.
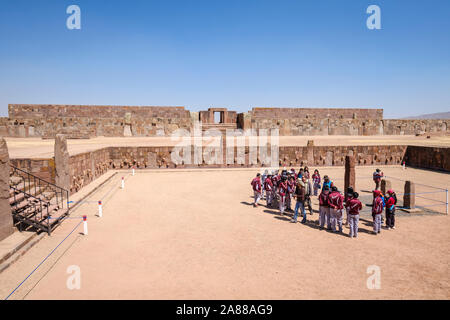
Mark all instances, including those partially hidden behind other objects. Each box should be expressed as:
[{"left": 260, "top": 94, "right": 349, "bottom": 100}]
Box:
[{"left": 0, "top": 0, "right": 449, "bottom": 118}]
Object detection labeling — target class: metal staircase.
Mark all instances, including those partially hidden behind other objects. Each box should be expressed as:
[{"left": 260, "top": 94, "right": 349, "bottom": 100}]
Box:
[{"left": 9, "top": 165, "right": 70, "bottom": 235}]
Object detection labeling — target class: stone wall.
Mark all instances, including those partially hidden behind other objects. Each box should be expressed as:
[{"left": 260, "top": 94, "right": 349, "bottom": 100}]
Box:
[
  {"left": 6, "top": 143, "right": 449, "bottom": 198},
  {"left": 2, "top": 105, "right": 449, "bottom": 137},
  {"left": 4, "top": 104, "right": 192, "bottom": 138},
  {"left": 250, "top": 107, "right": 384, "bottom": 120},
  {"left": 9, "top": 158, "right": 55, "bottom": 182},
  {"left": 278, "top": 145, "right": 407, "bottom": 167},
  {"left": 69, "top": 148, "right": 112, "bottom": 193},
  {"left": 249, "top": 118, "right": 449, "bottom": 136},
  {"left": 404, "top": 146, "right": 450, "bottom": 172},
  {"left": 0, "top": 138, "right": 14, "bottom": 241},
  {"left": 199, "top": 108, "right": 237, "bottom": 125},
  {"left": 383, "top": 119, "right": 449, "bottom": 135}
]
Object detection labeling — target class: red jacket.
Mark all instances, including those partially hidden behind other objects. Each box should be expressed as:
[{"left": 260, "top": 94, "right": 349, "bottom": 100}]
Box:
[
  {"left": 251, "top": 177, "right": 261, "bottom": 192},
  {"left": 319, "top": 190, "right": 330, "bottom": 207},
  {"left": 386, "top": 196, "right": 396, "bottom": 212},
  {"left": 264, "top": 178, "right": 273, "bottom": 191},
  {"left": 312, "top": 173, "right": 321, "bottom": 185},
  {"left": 328, "top": 191, "right": 344, "bottom": 209},
  {"left": 278, "top": 181, "right": 288, "bottom": 196},
  {"left": 372, "top": 196, "right": 384, "bottom": 214},
  {"left": 345, "top": 198, "right": 363, "bottom": 215}
]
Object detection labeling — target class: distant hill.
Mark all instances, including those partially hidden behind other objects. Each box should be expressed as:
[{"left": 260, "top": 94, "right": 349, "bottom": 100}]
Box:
[{"left": 402, "top": 111, "right": 450, "bottom": 119}]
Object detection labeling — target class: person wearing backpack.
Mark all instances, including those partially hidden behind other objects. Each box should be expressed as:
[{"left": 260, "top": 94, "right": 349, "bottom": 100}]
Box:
[
  {"left": 292, "top": 177, "right": 306, "bottom": 223},
  {"left": 385, "top": 189, "right": 397, "bottom": 229}
]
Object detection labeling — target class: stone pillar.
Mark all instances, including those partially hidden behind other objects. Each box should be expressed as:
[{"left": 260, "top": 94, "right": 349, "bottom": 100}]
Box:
[
  {"left": 344, "top": 155, "right": 355, "bottom": 201},
  {"left": 0, "top": 138, "right": 14, "bottom": 241},
  {"left": 403, "top": 181, "right": 415, "bottom": 209},
  {"left": 54, "top": 134, "right": 70, "bottom": 191},
  {"left": 325, "top": 151, "right": 333, "bottom": 166},
  {"left": 381, "top": 179, "right": 392, "bottom": 195},
  {"left": 307, "top": 140, "right": 314, "bottom": 165}
]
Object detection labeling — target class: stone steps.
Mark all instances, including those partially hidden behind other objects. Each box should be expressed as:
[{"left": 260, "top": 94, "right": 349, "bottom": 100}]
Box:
[{"left": 9, "top": 170, "right": 69, "bottom": 235}]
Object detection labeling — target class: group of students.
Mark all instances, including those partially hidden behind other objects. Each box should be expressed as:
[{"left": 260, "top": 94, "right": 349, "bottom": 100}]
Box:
[{"left": 250, "top": 167, "right": 398, "bottom": 238}]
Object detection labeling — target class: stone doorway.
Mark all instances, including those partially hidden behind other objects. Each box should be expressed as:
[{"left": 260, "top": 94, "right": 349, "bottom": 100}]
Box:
[{"left": 214, "top": 111, "right": 224, "bottom": 124}]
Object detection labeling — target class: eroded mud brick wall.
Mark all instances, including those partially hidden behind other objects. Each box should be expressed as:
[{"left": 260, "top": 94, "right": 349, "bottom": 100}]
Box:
[{"left": 5, "top": 104, "right": 191, "bottom": 138}]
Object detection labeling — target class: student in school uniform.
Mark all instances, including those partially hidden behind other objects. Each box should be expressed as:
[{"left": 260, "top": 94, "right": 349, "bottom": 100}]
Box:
[
  {"left": 261, "top": 169, "right": 268, "bottom": 200},
  {"left": 344, "top": 186, "right": 354, "bottom": 226},
  {"left": 318, "top": 185, "right": 330, "bottom": 229},
  {"left": 345, "top": 192, "right": 363, "bottom": 238},
  {"left": 278, "top": 176, "right": 288, "bottom": 216},
  {"left": 372, "top": 190, "right": 384, "bottom": 234},
  {"left": 250, "top": 173, "right": 262, "bottom": 207},
  {"left": 264, "top": 174, "right": 274, "bottom": 207},
  {"left": 328, "top": 186, "right": 344, "bottom": 233},
  {"left": 312, "top": 169, "right": 321, "bottom": 196},
  {"left": 286, "top": 175, "right": 295, "bottom": 212},
  {"left": 385, "top": 189, "right": 397, "bottom": 229}
]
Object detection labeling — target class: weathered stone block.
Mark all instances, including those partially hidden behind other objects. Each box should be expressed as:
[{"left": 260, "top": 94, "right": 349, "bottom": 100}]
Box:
[
  {"left": 403, "top": 181, "right": 415, "bottom": 209},
  {"left": 54, "top": 134, "right": 70, "bottom": 191},
  {"left": 0, "top": 138, "right": 14, "bottom": 241}
]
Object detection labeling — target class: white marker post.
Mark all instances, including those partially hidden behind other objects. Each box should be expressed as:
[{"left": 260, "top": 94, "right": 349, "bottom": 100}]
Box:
[
  {"left": 132, "top": 166, "right": 135, "bottom": 176},
  {"left": 83, "top": 215, "right": 88, "bottom": 235},
  {"left": 98, "top": 201, "right": 103, "bottom": 218},
  {"left": 121, "top": 177, "right": 125, "bottom": 189}
]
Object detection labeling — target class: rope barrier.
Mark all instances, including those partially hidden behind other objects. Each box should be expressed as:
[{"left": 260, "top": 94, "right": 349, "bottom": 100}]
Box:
[
  {"left": 4, "top": 220, "right": 83, "bottom": 300},
  {"left": 384, "top": 175, "right": 447, "bottom": 191},
  {"left": 5, "top": 171, "right": 135, "bottom": 300}
]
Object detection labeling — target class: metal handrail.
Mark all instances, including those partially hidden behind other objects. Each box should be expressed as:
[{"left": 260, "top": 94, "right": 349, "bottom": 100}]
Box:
[{"left": 9, "top": 164, "right": 70, "bottom": 235}]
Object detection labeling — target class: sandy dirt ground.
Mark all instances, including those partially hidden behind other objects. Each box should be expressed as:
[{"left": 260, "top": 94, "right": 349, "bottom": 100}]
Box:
[
  {"left": 0, "top": 166, "right": 449, "bottom": 300},
  {"left": 5, "top": 134, "right": 450, "bottom": 158}
]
